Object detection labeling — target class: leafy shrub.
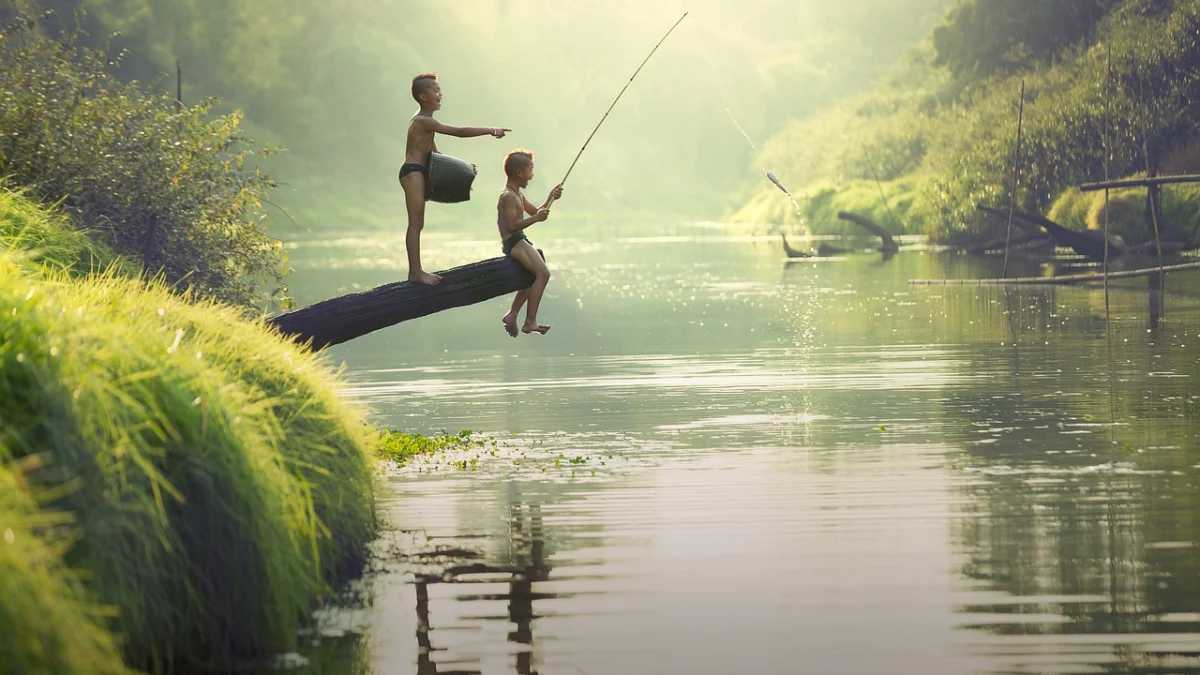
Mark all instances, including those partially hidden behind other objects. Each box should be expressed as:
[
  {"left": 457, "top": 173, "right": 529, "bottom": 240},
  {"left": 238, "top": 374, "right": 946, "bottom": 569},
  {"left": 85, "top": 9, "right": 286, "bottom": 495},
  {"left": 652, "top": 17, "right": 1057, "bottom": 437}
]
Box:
[{"left": 0, "top": 9, "right": 289, "bottom": 308}]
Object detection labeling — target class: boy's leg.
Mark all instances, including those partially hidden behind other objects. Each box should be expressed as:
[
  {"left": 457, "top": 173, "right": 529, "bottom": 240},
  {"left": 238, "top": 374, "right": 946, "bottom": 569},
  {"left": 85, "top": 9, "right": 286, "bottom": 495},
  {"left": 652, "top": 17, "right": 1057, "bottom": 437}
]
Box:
[
  {"left": 400, "top": 172, "right": 440, "bottom": 285},
  {"left": 508, "top": 242, "right": 550, "bottom": 334},
  {"left": 502, "top": 289, "right": 530, "bottom": 338}
]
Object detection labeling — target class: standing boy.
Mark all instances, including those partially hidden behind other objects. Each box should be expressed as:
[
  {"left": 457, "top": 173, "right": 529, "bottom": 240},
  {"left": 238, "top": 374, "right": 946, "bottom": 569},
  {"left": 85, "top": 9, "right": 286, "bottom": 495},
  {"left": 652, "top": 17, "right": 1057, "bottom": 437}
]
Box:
[{"left": 400, "top": 73, "right": 510, "bottom": 285}]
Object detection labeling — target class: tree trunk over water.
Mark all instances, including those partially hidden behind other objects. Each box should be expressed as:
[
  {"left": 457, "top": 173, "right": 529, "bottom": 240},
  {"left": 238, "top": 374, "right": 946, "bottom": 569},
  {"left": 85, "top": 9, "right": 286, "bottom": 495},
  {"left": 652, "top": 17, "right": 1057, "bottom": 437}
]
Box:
[
  {"left": 267, "top": 253, "right": 539, "bottom": 350},
  {"left": 836, "top": 211, "right": 899, "bottom": 252}
]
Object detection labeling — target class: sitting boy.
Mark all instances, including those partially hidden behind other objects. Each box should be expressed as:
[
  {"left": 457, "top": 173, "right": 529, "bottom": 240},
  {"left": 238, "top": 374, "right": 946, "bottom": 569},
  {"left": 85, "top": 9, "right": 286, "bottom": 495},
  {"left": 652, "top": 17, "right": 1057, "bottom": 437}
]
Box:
[{"left": 496, "top": 149, "right": 563, "bottom": 336}]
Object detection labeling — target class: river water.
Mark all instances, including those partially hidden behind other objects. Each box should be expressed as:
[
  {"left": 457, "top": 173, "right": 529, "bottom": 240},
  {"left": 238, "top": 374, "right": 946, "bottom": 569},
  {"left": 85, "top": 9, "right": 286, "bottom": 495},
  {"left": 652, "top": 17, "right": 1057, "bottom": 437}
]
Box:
[{"left": 280, "top": 223, "right": 1200, "bottom": 675}]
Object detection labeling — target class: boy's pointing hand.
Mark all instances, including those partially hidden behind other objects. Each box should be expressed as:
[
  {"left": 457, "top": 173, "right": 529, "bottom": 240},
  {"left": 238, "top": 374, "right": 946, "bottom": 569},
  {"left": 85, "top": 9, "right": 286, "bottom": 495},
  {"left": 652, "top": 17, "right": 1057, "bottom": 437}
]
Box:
[{"left": 492, "top": 128, "right": 511, "bottom": 138}]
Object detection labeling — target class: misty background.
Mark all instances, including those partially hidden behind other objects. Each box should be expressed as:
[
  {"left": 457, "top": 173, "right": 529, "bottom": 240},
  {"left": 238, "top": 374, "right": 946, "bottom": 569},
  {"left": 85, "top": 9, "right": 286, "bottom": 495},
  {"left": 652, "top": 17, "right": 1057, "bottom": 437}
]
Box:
[{"left": 30, "top": 0, "right": 951, "bottom": 231}]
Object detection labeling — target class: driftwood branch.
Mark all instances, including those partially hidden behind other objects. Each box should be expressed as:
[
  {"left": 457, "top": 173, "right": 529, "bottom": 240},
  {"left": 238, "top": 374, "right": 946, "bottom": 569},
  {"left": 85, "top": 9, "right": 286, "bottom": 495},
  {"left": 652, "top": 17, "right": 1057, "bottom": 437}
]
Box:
[
  {"left": 1079, "top": 173, "right": 1200, "bottom": 192},
  {"left": 267, "top": 253, "right": 540, "bottom": 350},
  {"left": 835, "top": 211, "right": 899, "bottom": 252}
]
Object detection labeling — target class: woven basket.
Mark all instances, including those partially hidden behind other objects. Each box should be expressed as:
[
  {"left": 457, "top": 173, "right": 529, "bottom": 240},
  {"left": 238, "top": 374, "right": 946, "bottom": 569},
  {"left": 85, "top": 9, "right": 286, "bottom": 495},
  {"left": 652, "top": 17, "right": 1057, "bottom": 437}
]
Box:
[{"left": 426, "top": 152, "right": 478, "bottom": 204}]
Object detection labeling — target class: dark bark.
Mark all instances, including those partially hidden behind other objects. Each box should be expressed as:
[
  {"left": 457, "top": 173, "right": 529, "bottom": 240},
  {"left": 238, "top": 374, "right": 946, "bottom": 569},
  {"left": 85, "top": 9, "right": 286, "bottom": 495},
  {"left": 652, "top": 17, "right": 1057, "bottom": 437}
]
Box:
[
  {"left": 835, "top": 211, "right": 900, "bottom": 252},
  {"left": 965, "top": 232, "right": 1051, "bottom": 255},
  {"left": 267, "top": 253, "right": 540, "bottom": 350}
]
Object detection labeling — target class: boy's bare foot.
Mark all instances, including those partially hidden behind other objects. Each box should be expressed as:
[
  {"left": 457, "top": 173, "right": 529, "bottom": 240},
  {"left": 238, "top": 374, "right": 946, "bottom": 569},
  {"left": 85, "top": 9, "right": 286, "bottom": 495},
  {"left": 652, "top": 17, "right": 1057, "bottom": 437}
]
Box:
[
  {"left": 502, "top": 313, "right": 519, "bottom": 338},
  {"left": 521, "top": 322, "right": 550, "bottom": 335},
  {"left": 409, "top": 270, "right": 442, "bottom": 286}
]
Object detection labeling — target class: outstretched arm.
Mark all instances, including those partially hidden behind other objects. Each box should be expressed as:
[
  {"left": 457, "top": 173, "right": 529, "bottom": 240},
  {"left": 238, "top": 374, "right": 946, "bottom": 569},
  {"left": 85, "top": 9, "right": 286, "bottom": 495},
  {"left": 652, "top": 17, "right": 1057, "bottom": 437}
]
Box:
[
  {"left": 504, "top": 192, "right": 549, "bottom": 232},
  {"left": 425, "top": 118, "right": 510, "bottom": 139}
]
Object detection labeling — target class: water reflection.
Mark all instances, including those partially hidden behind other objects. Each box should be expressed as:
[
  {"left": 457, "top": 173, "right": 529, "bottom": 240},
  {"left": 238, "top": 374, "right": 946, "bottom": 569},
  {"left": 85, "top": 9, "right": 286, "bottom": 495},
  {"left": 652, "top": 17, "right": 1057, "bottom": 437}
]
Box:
[{"left": 272, "top": 230, "right": 1200, "bottom": 675}]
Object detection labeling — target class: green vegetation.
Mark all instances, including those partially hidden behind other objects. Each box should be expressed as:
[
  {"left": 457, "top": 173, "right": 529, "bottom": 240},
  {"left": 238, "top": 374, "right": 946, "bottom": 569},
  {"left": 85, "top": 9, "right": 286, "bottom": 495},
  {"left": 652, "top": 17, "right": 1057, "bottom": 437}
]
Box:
[
  {"left": 377, "top": 429, "right": 490, "bottom": 466},
  {"left": 0, "top": 10, "right": 288, "bottom": 308},
  {"left": 737, "top": 0, "right": 1200, "bottom": 246},
  {"left": 0, "top": 187, "right": 132, "bottom": 277},
  {"left": 0, "top": 189, "right": 376, "bottom": 671},
  {"left": 0, "top": 460, "right": 130, "bottom": 675}
]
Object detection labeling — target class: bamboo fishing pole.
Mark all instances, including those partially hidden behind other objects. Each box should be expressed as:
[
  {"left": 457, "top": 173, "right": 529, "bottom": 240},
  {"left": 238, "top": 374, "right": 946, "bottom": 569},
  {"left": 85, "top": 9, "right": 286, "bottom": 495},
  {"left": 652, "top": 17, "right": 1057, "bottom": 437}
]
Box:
[{"left": 545, "top": 11, "right": 688, "bottom": 209}]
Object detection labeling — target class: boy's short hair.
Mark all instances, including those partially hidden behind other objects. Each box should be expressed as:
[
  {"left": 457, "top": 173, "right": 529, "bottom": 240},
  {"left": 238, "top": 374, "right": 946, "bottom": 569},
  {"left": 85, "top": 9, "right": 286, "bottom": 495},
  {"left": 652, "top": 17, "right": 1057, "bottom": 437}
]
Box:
[
  {"left": 504, "top": 149, "right": 534, "bottom": 177},
  {"left": 411, "top": 73, "right": 438, "bottom": 102}
]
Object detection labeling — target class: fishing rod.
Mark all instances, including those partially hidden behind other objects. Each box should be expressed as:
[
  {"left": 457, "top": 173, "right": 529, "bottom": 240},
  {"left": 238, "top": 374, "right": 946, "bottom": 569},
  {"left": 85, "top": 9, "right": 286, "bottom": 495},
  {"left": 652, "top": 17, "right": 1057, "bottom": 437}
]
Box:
[{"left": 546, "top": 11, "right": 689, "bottom": 208}]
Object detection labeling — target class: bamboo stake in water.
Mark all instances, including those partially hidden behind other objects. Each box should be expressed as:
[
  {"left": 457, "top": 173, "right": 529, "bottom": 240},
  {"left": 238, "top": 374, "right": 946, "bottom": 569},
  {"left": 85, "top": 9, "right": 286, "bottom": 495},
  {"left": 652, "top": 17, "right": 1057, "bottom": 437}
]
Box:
[
  {"left": 1002, "top": 79, "right": 1026, "bottom": 279},
  {"left": 546, "top": 12, "right": 688, "bottom": 209},
  {"left": 1103, "top": 43, "right": 1111, "bottom": 315},
  {"left": 1136, "top": 71, "right": 1164, "bottom": 264}
]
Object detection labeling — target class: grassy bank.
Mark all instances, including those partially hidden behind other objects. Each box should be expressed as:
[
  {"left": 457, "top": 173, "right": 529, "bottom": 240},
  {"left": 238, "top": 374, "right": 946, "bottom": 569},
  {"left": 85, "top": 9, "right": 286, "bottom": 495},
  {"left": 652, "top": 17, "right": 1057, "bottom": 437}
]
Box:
[{"left": 0, "top": 191, "right": 378, "bottom": 672}]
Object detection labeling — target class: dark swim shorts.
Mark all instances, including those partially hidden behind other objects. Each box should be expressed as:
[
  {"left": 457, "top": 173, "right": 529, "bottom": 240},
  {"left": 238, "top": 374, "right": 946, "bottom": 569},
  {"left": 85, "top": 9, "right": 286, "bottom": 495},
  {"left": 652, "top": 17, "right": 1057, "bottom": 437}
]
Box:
[
  {"left": 502, "top": 231, "right": 530, "bottom": 255},
  {"left": 398, "top": 163, "right": 426, "bottom": 181}
]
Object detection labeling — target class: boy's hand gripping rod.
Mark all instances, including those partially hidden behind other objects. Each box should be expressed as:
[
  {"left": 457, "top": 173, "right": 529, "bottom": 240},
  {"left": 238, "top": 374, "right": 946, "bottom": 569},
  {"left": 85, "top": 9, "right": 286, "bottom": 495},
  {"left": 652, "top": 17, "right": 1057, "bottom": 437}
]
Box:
[{"left": 545, "top": 11, "right": 689, "bottom": 209}]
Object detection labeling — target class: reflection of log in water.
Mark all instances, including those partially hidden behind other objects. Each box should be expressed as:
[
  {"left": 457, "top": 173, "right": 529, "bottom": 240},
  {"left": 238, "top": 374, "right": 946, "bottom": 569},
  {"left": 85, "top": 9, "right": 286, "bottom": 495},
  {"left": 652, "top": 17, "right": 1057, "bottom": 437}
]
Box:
[{"left": 409, "top": 496, "right": 553, "bottom": 675}]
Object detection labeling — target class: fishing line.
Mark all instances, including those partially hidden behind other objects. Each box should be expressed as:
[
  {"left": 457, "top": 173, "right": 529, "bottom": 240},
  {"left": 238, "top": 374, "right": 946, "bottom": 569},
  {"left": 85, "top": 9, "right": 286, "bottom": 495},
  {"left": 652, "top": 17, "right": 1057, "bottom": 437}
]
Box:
[{"left": 702, "top": 50, "right": 803, "bottom": 219}]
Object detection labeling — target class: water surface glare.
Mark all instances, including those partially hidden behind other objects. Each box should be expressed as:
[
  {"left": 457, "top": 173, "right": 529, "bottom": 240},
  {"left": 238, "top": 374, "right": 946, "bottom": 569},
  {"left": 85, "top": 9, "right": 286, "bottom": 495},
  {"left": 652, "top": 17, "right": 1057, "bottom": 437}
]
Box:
[{"left": 281, "top": 226, "right": 1200, "bottom": 674}]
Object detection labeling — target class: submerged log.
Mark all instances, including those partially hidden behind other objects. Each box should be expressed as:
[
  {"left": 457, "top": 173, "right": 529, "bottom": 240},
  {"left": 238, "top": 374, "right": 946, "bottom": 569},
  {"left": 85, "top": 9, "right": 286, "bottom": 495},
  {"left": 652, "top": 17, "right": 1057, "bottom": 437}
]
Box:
[
  {"left": 965, "top": 232, "right": 1052, "bottom": 255},
  {"left": 268, "top": 254, "right": 540, "bottom": 350},
  {"left": 835, "top": 211, "right": 899, "bottom": 252},
  {"left": 780, "top": 234, "right": 811, "bottom": 258},
  {"left": 978, "top": 205, "right": 1127, "bottom": 260}
]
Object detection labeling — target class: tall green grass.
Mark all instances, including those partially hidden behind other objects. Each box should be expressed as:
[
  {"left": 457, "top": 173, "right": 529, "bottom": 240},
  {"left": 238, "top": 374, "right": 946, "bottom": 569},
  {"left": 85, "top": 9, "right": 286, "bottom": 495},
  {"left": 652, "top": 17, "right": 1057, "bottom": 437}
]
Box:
[
  {"left": 0, "top": 188, "right": 132, "bottom": 277},
  {"left": 1048, "top": 182, "right": 1200, "bottom": 243},
  {"left": 0, "top": 193, "right": 376, "bottom": 671},
  {"left": 0, "top": 459, "right": 130, "bottom": 675}
]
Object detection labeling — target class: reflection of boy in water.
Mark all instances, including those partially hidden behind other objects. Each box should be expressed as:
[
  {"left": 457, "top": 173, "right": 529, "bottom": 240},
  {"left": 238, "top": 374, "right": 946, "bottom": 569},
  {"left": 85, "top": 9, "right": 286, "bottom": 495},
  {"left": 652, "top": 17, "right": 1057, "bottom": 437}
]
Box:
[
  {"left": 496, "top": 150, "right": 563, "bottom": 337},
  {"left": 399, "top": 73, "right": 510, "bottom": 286}
]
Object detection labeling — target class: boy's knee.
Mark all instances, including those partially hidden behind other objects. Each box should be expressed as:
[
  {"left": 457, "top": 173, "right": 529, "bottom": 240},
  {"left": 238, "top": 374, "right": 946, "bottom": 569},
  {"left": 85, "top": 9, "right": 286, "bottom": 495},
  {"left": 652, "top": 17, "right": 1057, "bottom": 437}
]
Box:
[{"left": 538, "top": 268, "right": 551, "bottom": 282}]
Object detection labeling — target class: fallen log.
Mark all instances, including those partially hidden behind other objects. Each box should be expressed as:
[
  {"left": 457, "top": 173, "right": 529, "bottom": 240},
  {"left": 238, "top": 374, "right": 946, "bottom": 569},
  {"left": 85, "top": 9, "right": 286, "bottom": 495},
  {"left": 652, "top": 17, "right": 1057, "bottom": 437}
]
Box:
[
  {"left": 835, "top": 211, "right": 899, "bottom": 252},
  {"left": 979, "top": 205, "right": 1127, "bottom": 260},
  {"left": 267, "top": 253, "right": 540, "bottom": 350},
  {"left": 780, "top": 234, "right": 811, "bottom": 258}
]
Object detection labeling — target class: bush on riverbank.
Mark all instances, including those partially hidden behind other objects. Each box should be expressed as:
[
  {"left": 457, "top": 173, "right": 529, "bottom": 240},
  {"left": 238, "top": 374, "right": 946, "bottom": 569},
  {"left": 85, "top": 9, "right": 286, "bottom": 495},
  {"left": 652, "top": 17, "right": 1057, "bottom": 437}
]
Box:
[
  {"left": 0, "top": 192, "right": 376, "bottom": 671},
  {"left": 0, "top": 9, "right": 288, "bottom": 308}
]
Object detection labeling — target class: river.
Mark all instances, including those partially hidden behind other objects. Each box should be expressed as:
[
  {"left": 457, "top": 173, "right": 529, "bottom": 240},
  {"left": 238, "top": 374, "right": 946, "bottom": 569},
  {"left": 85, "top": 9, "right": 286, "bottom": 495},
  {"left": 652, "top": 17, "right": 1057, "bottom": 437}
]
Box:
[{"left": 279, "top": 222, "right": 1200, "bottom": 675}]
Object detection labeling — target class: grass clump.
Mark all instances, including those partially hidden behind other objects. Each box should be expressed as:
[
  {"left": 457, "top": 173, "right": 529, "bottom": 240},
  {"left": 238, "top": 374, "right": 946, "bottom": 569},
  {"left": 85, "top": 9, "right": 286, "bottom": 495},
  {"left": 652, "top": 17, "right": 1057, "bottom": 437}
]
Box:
[
  {"left": 1046, "top": 182, "right": 1200, "bottom": 244},
  {"left": 0, "top": 189, "right": 377, "bottom": 670},
  {"left": 0, "top": 187, "right": 132, "bottom": 278},
  {"left": 0, "top": 459, "right": 129, "bottom": 675}
]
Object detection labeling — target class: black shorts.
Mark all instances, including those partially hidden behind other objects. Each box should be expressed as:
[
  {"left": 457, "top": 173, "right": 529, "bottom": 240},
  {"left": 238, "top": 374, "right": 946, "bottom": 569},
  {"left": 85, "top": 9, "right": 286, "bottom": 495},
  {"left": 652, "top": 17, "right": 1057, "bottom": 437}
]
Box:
[
  {"left": 398, "top": 163, "right": 426, "bottom": 181},
  {"left": 502, "top": 231, "right": 530, "bottom": 255}
]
